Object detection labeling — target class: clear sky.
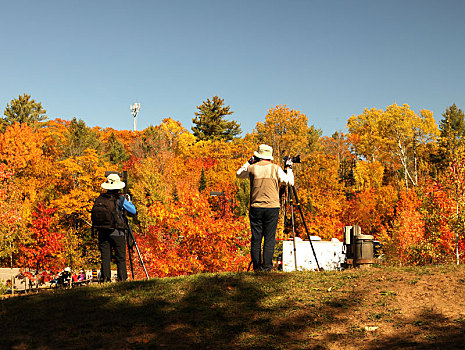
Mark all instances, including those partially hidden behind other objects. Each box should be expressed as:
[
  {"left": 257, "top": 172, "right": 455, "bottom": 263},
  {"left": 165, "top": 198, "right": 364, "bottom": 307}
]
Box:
[{"left": 1, "top": 0, "right": 464, "bottom": 136}]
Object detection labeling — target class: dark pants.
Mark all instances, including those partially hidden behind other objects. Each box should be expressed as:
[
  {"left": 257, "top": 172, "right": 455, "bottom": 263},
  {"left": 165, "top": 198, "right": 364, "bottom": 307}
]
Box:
[
  {"left": 98, "top": 229, "right": 127, "bottom": 281},
  {"left": 249, "top": 207, "right": 280, "bottom": 271}
]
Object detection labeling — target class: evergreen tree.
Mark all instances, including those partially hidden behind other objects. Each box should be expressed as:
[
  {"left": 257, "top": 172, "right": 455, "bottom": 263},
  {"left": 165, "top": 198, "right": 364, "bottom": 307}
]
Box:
[
  {"left": 191, "top": 96, "right": 241, "bottom": 141},
  {"left": 234, "top": 178, "right": 250, "bottom": 216},
  {"left": 436, "top": 104, "right": 465, "bottom": 170},
  {"left": 2, "top": 94, "right": 47, "bottom": 131},
  {"left": 198, "top": 168, "right": 207, "bottom": 192},
  {"left": 172, "top": 185, "right": 179, "bottom": 203},
  {"left": 63, "top": 117, "right": 102, "bottom": 158},
  {"left": 105, "top": 132, "right": 129, "bottom": 165}
]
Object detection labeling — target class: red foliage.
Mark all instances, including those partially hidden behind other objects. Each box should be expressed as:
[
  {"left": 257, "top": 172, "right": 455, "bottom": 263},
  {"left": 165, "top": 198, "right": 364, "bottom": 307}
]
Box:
[
  {"left": 390, "top": 186, "right": 456, "bottom": 264},
  {"left": 343, "top": 187, "right": 398, "bottom": 239},
  {"left": 129, "top": 186, "right": 249, "bottom": 278},
  {"left": 17, "top": 203, "right": 66, "bottom": 274}
]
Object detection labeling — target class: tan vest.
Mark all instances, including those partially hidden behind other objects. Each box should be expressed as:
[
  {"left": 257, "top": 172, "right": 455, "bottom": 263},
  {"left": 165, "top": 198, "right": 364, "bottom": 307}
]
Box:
[{"left": 249, "top": 161, "right": 280, "bottom": 208}]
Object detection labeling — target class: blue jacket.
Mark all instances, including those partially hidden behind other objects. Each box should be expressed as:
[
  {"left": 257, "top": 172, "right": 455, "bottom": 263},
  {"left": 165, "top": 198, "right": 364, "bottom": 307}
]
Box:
[{"left": 120, "top": 197, "right": 137, "bottom": 216}]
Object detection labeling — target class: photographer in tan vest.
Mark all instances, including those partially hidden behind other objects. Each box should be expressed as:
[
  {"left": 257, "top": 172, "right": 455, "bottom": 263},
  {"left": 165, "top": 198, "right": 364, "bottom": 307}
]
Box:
[{"left": 236, "top": 144, "right": 294, "bottom": 272}]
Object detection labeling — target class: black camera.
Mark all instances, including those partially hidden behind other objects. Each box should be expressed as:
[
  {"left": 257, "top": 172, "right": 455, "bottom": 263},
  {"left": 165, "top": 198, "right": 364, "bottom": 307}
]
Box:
[{"left": 283, "top": 155, "right": 301, "bottom": 165}]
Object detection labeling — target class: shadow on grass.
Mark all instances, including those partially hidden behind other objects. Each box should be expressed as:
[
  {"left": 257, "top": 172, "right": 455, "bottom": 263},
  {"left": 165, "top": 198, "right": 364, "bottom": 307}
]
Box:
[
  {"left": 1, "top": 273, "right": 301, "bottom": 349},
  {"left": 1, "top": 271, "right": 465, "bottom": 349}
]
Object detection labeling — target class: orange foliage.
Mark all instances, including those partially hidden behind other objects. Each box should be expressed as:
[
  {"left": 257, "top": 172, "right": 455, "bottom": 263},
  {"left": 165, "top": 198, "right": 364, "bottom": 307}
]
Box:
[
  {"left": 390, "top": 191, "right": 425, "bottom": 263},
  {"left": 344, "top": 186, "right": 398, "bottom": 239},
  {"left": 0, "top": 123, "right": 43, "bottom": 174},
  {"left": 0, "top": 164, "right": 23, "bottom": 259},
  {"left": 99, "top": 127, "right": 139, "bottom": 155},
  {"left": 132, "top": 184, "right": 249, "bottom": 278}
]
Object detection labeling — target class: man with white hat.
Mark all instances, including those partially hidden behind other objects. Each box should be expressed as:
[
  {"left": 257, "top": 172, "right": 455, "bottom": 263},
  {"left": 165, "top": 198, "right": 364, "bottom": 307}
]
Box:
[
  {"left": 236, "top": 144, "right": 294, "bottom": 272},
  {"left": 91, "top": 173, "right": 136, "bottom": 282}
]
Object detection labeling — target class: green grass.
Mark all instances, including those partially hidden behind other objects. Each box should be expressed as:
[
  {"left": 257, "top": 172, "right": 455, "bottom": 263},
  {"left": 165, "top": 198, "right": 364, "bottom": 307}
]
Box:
[{"left": 1, "top": 265, "right": 465, "bottom": 349}]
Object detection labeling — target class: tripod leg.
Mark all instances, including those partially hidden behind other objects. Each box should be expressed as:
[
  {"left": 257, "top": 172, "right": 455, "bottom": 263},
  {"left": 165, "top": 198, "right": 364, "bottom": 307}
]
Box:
[
  {"left": 126, "top": 233, "right": 135, "bottom": 279},
  {"left": 291, "top": 186, "right": 321, "bottom": 270},
  {"left": 124, "top": 216, "right": 149, "bottom": 279},
  {"left": 289, "top": 187, "right": 298, "bottom": 271},
  {"left": 133, "top": 240, "right": 149, "bottom": 279}
]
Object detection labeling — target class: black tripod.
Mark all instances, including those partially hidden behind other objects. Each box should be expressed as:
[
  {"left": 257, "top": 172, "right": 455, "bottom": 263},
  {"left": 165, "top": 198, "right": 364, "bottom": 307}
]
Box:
[
  {"left": 246, "top": 184, "right": 321, "bottom": 272},
  {"left": 124, "top": 215, "right": 149, "bottom": 279},
  {"left": 282, "top": 183, "right": 321, "bottom": 271}
]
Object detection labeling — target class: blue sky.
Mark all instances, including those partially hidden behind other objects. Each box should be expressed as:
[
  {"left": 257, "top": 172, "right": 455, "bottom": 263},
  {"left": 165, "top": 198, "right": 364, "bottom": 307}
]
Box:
[{"left": 1, "top": 0, "right": 464, "bottom": 136}]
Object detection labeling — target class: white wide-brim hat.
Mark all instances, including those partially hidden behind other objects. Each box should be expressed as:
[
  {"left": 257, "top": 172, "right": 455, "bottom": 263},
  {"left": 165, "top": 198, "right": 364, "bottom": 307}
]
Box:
[
  {"left": 101, "top": 173, "right": 126, "bottom": 190},
  {"left": 254, "top": 144, "right": 274, "bottom": 160}
]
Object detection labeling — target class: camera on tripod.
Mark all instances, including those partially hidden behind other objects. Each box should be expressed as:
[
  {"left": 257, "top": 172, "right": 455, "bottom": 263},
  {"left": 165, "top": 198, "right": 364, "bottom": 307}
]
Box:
[{"left": 283, "top": 155, "right": 301, "bottom": 169}]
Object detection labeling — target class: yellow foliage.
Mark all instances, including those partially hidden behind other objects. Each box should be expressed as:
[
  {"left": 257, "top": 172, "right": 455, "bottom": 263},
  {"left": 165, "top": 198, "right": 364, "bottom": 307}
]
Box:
[
  {"left": 354, "top": 160, "right": 384, "bottom": 190},
  {"left": 249, "top": 105, "right": 310, "bottom": 160},
  {"left": 159, "top": 117, "right": 196, "bottom": 156}
]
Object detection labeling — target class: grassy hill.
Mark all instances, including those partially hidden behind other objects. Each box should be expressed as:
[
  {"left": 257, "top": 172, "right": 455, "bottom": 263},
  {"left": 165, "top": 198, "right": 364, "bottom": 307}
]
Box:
[{"left": 2, "top": 264, "right": 465, "bottom": 349}]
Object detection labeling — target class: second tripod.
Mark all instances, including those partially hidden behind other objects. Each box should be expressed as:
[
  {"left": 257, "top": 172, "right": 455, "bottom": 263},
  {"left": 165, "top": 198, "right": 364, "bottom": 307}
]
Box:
[{"left": 282, "top": 184, "right": 321, "bottom": 271}]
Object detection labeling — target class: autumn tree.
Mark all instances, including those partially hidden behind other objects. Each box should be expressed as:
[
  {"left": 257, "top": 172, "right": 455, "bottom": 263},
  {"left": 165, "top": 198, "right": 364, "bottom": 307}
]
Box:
[
  {"left": 343, "top": 186, "right": 398, "bottom": 238},
  {"left": 132, "top": 119, "right": 195, "bottom": 162},
  {"left": 387, "top": 191, "right": 425, "bottom": 264},
  {"left": 17, "top": 204, "right": 65, "bottom": 274},
  {"left": 348, "top": 104, "right": 438, "bottom": 190},
  {"left": 294, "top": 152, "right": 346, "bottom": 240},
  {"left": 159, "top": 118, "right": 196, "bottom": 155},
  {"left": 0, "top": 123, "right": 43, "bottom": 176},
  {"left": 136, "top": 184, "right": 249, "bottom": 278},
  {"left": 322, "top": 131, "right": 355, "bottom": 187},
  {"left": 248, "top": 105, "right": 318, "bottom": 164},
  {"left": 2, "top": 94, "right": 47, "bottom": 131},
  {"left": 192, "top": 96, "right": 241, "bottom": 141},
  {"left": 132, "top": 125, "right": 163, "bottom": 159},
  {"left": 100, "top": 128, "right": 138, "bottom": 156},
  {"left": 0, "top": 122, "right": 47, "bottom": 220},
  {"left": 130, "top": 157, "right": 171, "bottom": 229},
  {"left": 346, "top": 107, "right": 384, "bottom": 163},
  {"left": 39, "top": 119, "right": 69, "bottom": 160},
  {"left": 438, "top": 145, "right": 465, "bottom": 263},
  {"left": 0, "top": 164, "right": 23, "bottom": 267}
]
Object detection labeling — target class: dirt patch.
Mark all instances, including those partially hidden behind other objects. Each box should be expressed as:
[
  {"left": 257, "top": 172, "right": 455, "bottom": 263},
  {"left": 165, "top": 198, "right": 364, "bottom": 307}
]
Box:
[{"left": 308, "top": 266, "right": 465, "bottom": 349}]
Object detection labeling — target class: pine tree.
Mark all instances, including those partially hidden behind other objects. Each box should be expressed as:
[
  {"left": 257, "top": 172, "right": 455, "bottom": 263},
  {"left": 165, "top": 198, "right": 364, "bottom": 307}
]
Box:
[
  {"left": 172, "top": 185, "right": 179, "bottom": 203},
  {"left": 198, "top": 168, "right": 207, "bottom": 192},
  {"left": 436, "top": 104, "right": 465, "bottom": 170},
  {"left": 2, "top": 94, "right": 47, "bottom": 131},
  {"left": 191, "top": 96, "right": 241, "bottom": 141},
  {"left": 63, "top": 117, "right": 102, "bottom": 158},
  {"left": 105, "top": 132, "right": 129, "bottom": 165}
]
